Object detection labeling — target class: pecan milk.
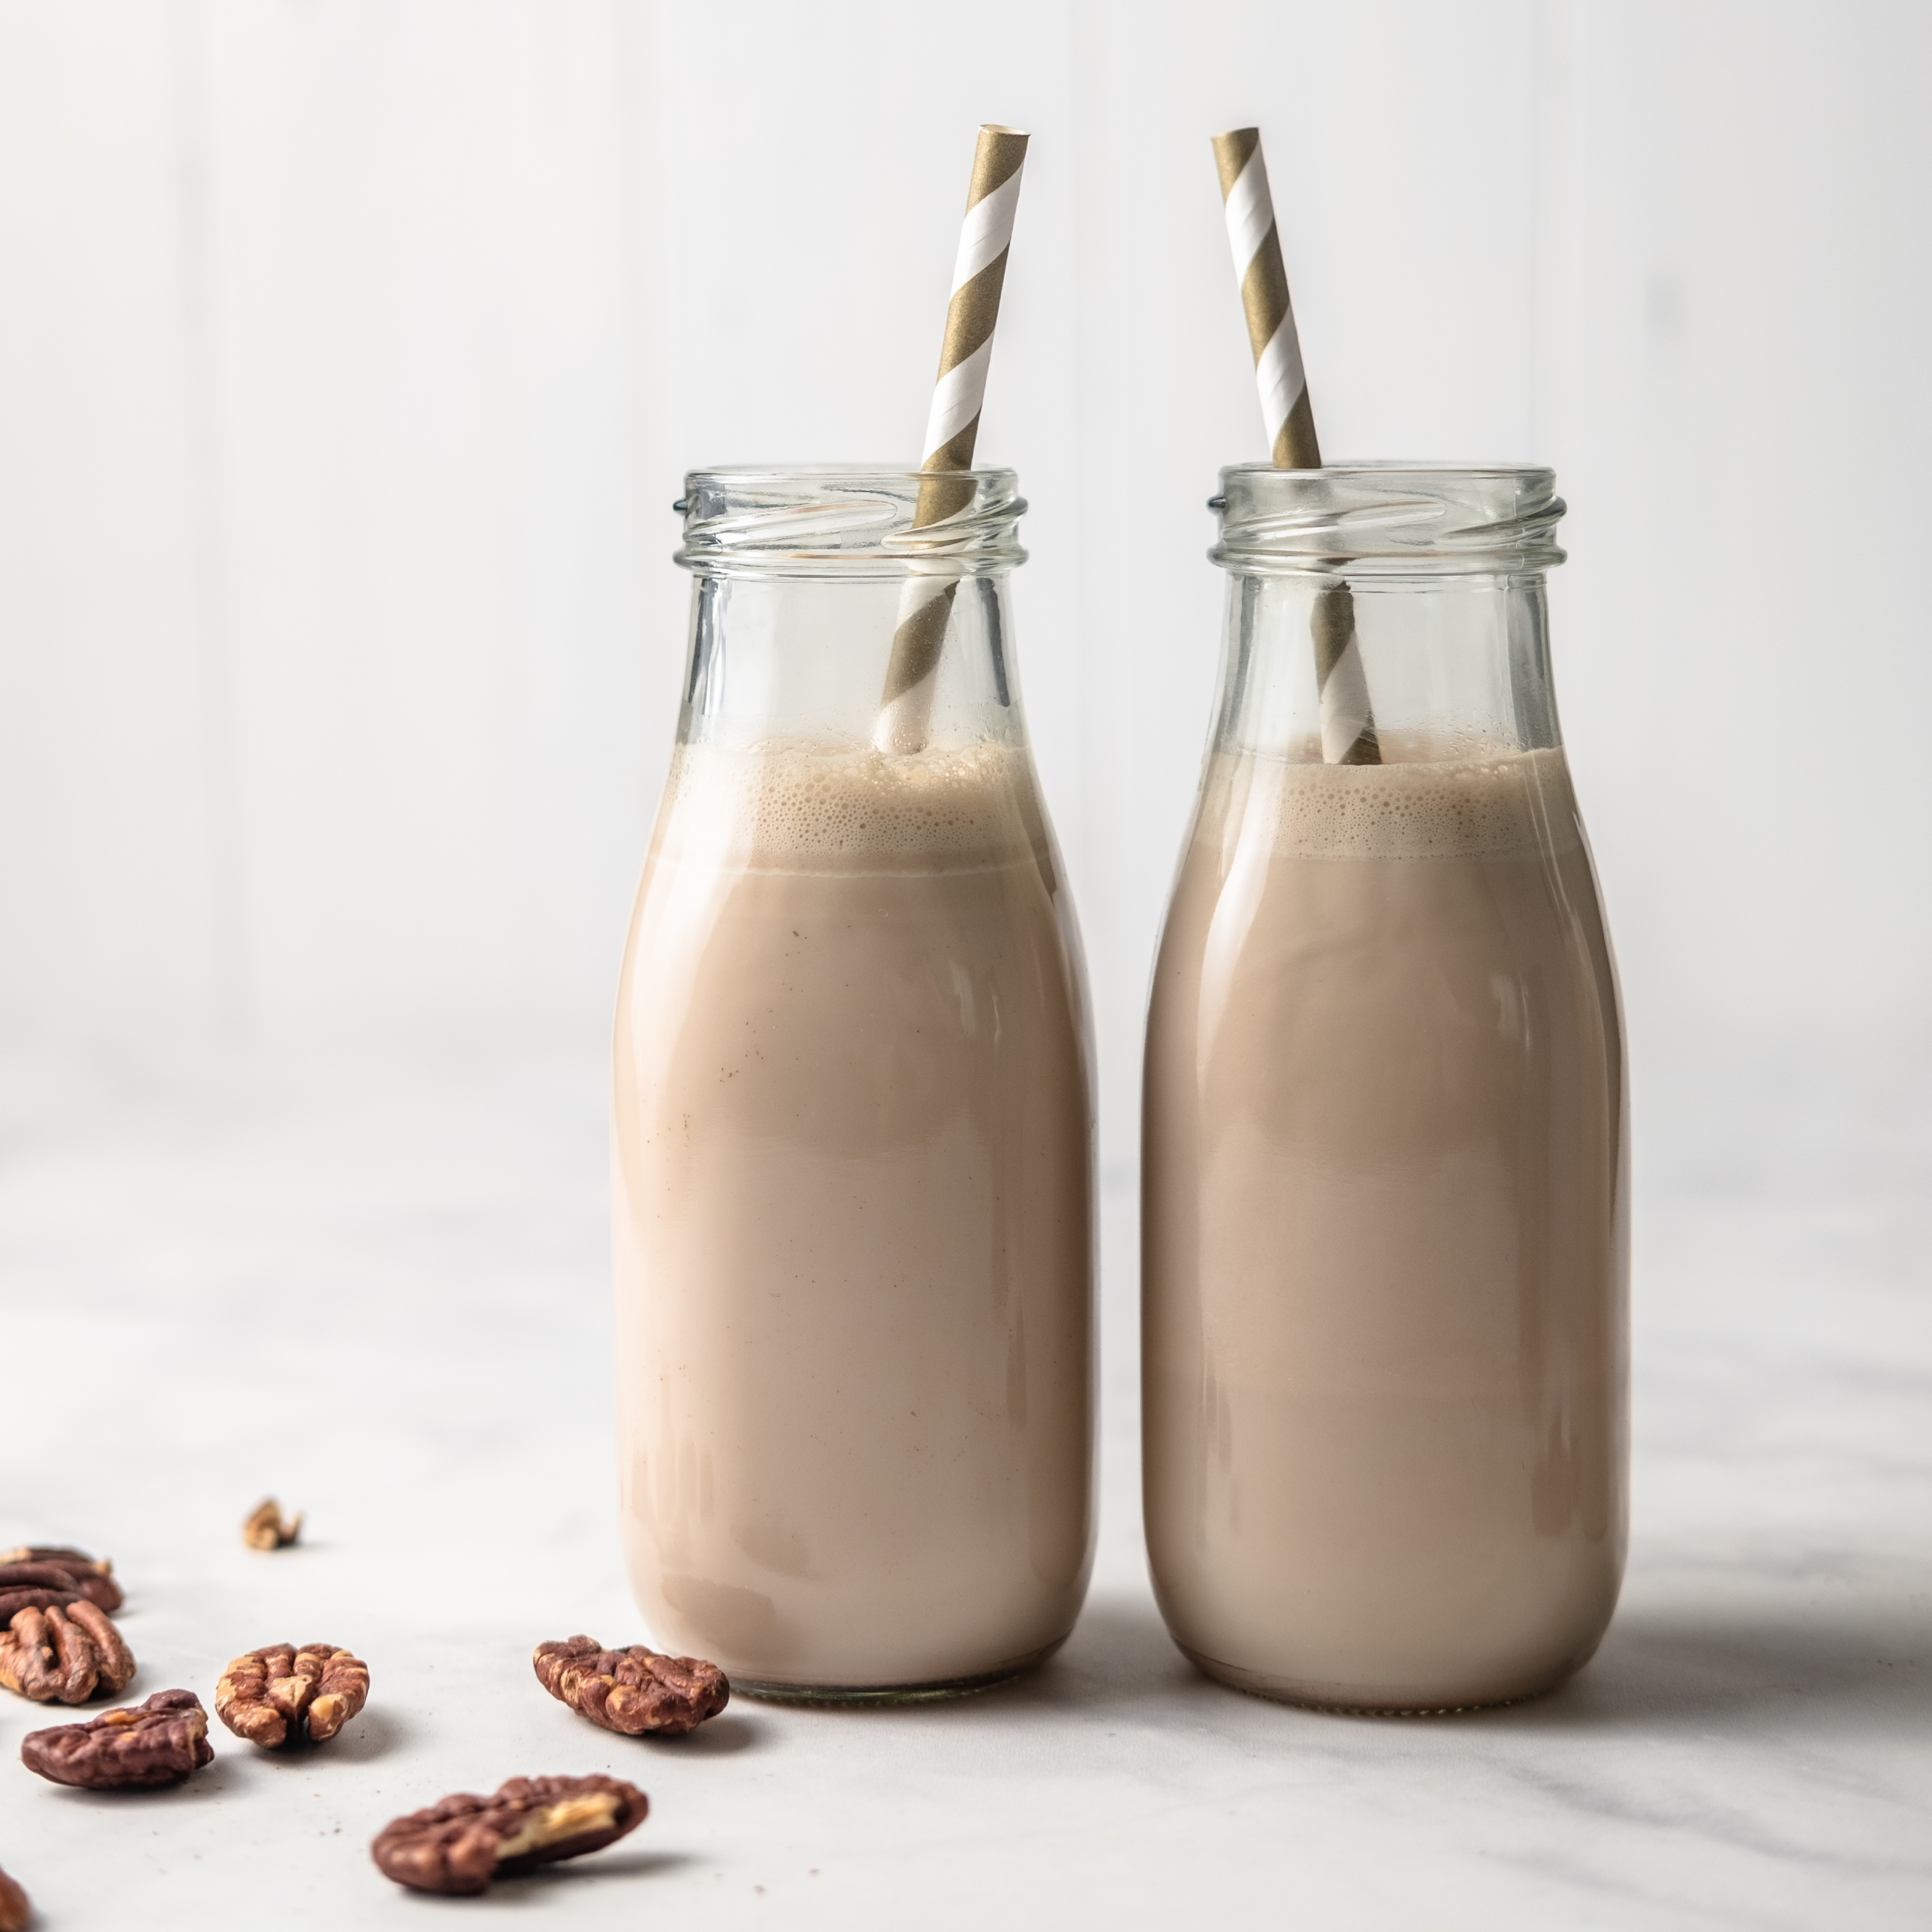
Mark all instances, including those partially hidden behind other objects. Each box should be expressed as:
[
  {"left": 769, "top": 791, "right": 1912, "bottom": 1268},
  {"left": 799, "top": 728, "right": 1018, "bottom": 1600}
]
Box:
[
  {"left": 1143, "top": 745, "right": 1627, "bottom": 1709},
  {"left": 613, "top": 736, "right": 1093, "bottom": 1695}
]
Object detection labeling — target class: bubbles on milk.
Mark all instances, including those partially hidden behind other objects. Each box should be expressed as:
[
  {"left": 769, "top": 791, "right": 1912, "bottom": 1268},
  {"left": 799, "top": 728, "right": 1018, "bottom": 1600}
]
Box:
[
  {"left": 1248, "top": 748, "right": 1583, "bottom": 861},
  {"left": 660, "top": 737, "right": 1039, "bottom": 869}
]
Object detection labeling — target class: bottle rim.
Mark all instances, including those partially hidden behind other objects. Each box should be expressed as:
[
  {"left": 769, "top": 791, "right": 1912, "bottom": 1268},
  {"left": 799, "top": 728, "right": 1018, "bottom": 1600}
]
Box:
[
  {"left": 1211, "top": 462, "right": 1567, "bottom": 579},
  {"left": 676, "top": 466, "right": 1027, "bottom": 578}
]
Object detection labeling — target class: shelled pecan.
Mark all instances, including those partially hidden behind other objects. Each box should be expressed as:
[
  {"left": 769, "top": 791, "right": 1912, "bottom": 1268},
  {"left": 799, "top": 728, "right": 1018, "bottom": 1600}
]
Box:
[
  {"left": 241, "top": 1499, "right": 302, "bottom": 1551},
  {"left": 372, "top": 1774, "right": 648, "bottom": 1895},
  {"left": 20, "top": 1689, "right": 214, "bottom": 1789},
  {"left": 215, "top": 1642, "right": 368, "bottom": 1748},
  {"left": 0, "top": 1579, "right": 80, "bottom": 1624},
  {"left": 0, "top": 1862, "right": 28, "bottom": 1932},
  {"left": 0, "top": 1601, "right": 136, "bottom": 1705},
  {"left": 0, "top": 1549, "right": 123, "bottom": 1614},
  {"left": 533, "top": 1635, "right": 729, "bottom": 1737}
]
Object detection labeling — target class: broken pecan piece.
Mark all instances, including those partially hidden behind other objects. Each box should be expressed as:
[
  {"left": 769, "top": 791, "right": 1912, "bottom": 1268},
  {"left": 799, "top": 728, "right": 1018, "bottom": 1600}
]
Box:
[
  {"left": 533, "top": 1635, "right": 729, "bottom": 1737},
  {"left": 20, "top": 1689, "right": 213, "bottom": 1789},
  {"left": 372, "top": 1774, "right": 648, "bottom": 1895},
  {"left": 0, "top": 1601, "right": 136, "bottom": 1705},
  {"left": 0, "top": 1863, "right": 28, "bottom": 1932},
  {"left": 242, "top": 1499, "right": 302, "bottom": 1550},
  {"left": 215, "top": 1642, "right": 368, "bottom": 1748},
  {"left": 0, "top": 1549, "right": 122, "bottom": 1614}
]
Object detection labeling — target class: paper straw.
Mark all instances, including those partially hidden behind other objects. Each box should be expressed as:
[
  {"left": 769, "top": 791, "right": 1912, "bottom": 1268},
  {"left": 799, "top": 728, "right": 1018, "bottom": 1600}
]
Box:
[
  {"left": 1212, "top": 127, "right": 1380, "bottom": 767},
  {"left": 874, "top": 125, "right": 1030, "bottom": 756}
]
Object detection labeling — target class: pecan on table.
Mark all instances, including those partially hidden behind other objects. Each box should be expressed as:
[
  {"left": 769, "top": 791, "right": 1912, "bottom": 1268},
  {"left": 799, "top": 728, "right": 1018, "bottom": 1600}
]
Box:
[
  {"left": 215, "top": 1642, "right": 368, "bottom": 1748},
  {"left": 20, "top": 1689, "right": 214, "bottom": 1789},
  {"left": 372, "top": 1774, "right": 648, "bottom": 1895},
  {"left": 0, "top": 1549, "right": 123, "bottom": 1614},
  {"left": 241, "top": 1499, "right": 302, "bottom": 1551},
  {"left": 0, "top": 1862, "right": 28, "bottom": 1932},
  {"left": 0, "top": 1557, "right": 103, "bottom": 1624},
  {"left": 0, "top": 1601, "right": 136, "bottom": 1705},
  {"left": 533, "top": 1635, "right": 729, "bottom": 1737}
]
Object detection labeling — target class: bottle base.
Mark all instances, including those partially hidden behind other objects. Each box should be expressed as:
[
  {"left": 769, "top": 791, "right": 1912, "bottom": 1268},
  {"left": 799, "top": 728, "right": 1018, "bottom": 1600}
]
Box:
[
  {"left": 1178, "top": 1642, "right": 1564, "bottom": 1716},
  {"left": 733, "top": 1638, "right": 1065, "bottom": 1706}
]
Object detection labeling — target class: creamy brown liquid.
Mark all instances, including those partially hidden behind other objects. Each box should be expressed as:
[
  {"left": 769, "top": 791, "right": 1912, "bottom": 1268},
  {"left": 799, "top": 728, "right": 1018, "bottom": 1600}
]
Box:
[
  {"left": 1143, "top": 746, "right": 1626, "bottom": 1709},
  {"left": 613, "top": 738, "right": 1093, "bottom": 1693}
]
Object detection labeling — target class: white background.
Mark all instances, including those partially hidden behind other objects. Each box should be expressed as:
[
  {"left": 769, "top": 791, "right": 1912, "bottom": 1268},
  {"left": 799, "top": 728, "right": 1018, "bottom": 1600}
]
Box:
[{"left": 3, "top": 0, "right": 1928, "bottom": 1166}]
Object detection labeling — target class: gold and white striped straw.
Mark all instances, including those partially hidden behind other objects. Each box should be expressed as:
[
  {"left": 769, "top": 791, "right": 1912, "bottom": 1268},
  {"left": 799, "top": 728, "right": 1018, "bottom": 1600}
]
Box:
[
  {"left": 875, "top": 125, "right": 1030, "bottom": 756},
  {"left": 1212, "top": 126, "right": 1380, "bottom": 767}
]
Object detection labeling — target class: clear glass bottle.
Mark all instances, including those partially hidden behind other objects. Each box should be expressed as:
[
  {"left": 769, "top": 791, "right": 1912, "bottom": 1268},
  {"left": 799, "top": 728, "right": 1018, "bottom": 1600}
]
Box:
[
  {"left": 1143, "top": 464, "right": 1627, "bottom": 1711},
  {"left": 613, "top": 468, "right": 1094, "bottom": 1701}
]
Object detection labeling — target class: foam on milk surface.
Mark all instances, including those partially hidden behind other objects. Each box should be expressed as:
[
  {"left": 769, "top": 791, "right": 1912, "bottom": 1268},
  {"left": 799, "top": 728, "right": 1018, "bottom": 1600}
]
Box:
[
  {"left": 1202, "top": 746, "right": 1583, "bottom": 864},
  {"left": 659, "top": 737, "right": 1038, "bottom": 870}
]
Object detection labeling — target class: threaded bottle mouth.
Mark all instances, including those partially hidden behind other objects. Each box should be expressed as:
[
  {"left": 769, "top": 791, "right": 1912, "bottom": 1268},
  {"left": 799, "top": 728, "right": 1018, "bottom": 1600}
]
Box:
[
  {"left": 1210, "top": 463, "right": 1566, "bottom": 579},
  {"left": 676, "top": 467, "right": 1027, "bottom": 579}
]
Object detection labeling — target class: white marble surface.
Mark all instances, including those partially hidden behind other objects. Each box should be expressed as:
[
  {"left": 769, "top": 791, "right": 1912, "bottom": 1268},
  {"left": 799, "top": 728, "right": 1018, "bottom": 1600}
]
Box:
[{"left": 1, "top": 1052, "right": 1928, "bottom": 1929}]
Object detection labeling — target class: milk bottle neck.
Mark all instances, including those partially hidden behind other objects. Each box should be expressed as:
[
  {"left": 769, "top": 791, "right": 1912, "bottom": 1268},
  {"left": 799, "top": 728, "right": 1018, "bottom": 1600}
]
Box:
[
  {"left": 672, "top": 468, "right": 1031, "bottom": 753},
  {"left": 1207, "top": 465, "right": 1569, "bottom": 764}
]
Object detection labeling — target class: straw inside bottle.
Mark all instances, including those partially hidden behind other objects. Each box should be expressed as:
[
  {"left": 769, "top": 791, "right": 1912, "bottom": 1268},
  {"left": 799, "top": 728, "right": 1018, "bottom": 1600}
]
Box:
[
  {"left": 1211, "top": 127, "right": 1380, "bottom": 767},
  {"left": 874, "top": 126, "right": 1029, "bottom": 756}
]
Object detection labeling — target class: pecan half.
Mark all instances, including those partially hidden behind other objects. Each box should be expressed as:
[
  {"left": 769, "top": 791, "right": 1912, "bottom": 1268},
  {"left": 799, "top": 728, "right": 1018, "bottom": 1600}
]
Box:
[
  {"left": 0, "top": 1601, "right": 136, "bottom": 1705},
  {"left": 242, "top": 1499, "right": 302, "bottom": 1551},
  {"left": 21, "top": 1689, "right": 214, "bottom": 1789},
  {"left": 533, "top": 1635, "right": 729, "bottom": 1737},
  {"left": 372, "top": 1774, "right": 648, "bottom": 1895},
  {"left": 215, "top": 1642, "right": 368, "bottom": 1748},
  {"left": 0, "top": 1582, "right": 80, "bottom": 1624},
  {"left": 0, "top": 1863, "right": 28, "bottom": 1932},
  {"left": 0, "top": 1549, "right": 122, "bottom": 1614}
]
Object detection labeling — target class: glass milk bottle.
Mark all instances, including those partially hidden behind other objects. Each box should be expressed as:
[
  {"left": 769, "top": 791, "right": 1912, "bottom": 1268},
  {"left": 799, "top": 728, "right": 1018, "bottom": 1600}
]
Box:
[
  {"left": 613, "top": 468, "right": 1094, "bottom": 1701},
  {"left": 1143, "top": 465, "right": 1627, "bottom": 1711}
]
